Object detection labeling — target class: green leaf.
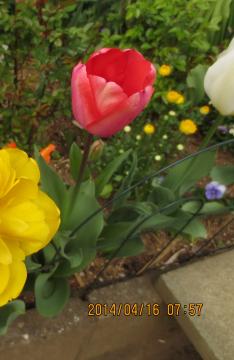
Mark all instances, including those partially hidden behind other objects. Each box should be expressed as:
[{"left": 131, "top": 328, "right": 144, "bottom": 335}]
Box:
[
  {"left": 186, "top": 64, "right": 208, "bottom": 103},
  {"left": 34, "top": 147, "right": 67, "bottom": 212},
  {"left": 95, "top": 150, "right": 131, "bottom": 195},
  {"left": 0, "top": 300, "right": 25, "bottom": 336},
  {"left": 163, "top": 151, "right": 216, "bottom": 195},
  {"left": 25, "top": 256, "right": 41, "bottom": 272},
  {"left": 98, "top": 222, "right": 141, "bottom": 254},
  {"left": 55, "top": 181, "right": 104, "bottom": 275},
  {"left": 35, "top": 272, "right": 70, "bottom": 317},
  {"left": 182, "top": 200, "right": 227, "bottom": 215},
  {"left": 172, "top": 211, "right": 207, "bottom": 240},
  {"left": 69, "top": 142, "right": 82, "bottom": 182},
  {"left": 106, "top": 236, "right": 144, "bottom": 258},
  {"left": 69, "top": 142, "right": 90, "bottom": 182},
  {"left": 108, "top": 202, "right": 155, "bottom": 223},
  {"left": 211, "top": 165, "right": 234, "bottom": 185},
  {"left": 148, "top": 185, "right": 175, "bottom": 207}
]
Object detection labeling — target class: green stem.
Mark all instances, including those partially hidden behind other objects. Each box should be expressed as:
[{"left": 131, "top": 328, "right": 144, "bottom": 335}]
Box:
[
  {"left": 76, "top": 133, "right": 93, "bottom": 188},
  {"left": 199, "top": 115, "right": 224, "bottom": 149}
]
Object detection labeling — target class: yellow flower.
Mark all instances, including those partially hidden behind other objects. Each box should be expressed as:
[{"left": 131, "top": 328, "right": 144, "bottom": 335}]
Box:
[
  {"left": 143, "top": 123, "right": 155, "bottom": 135},
  {"left": 176, "top": 95, "right": 185, "bottom": 104},
  {"left": 166, "top": 91, "right": 185, "bottom": 104},
  {"left": 179, "top": 119, "right": 197, "bottom": 135},
  {"left": 199, "top": 105, "right": 210, "bottom": 115},
  {"left": 0, "top": 148, "right": 60, "bottom": 306},
  {"left": 159, "top": 64, "right": 172, "bottom": 77}
]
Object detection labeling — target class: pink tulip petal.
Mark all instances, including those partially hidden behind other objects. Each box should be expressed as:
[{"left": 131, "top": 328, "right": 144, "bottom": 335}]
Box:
[
  {"left": 87, "top": 85, "right": 154, "bottom": 137},
  {"left": 121, "top": 49, "right": 156, "bottom": 96},
  {"left": 86, "top": 48, "right": 128, "bottom": 86},
  {"left": 89, "top": 75, "right": 127, "bottom": 116},
  {"left": 71, "top": 64, "right": 100, "bottom": 127}
]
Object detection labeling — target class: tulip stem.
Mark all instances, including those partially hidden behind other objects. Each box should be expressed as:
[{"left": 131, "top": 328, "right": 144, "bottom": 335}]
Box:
[
  {"left": 76, "top": 133, "right": 93, "bottom": 188},
  {"left": 200, "top": 115, "right": 224, "bottom": 149}
]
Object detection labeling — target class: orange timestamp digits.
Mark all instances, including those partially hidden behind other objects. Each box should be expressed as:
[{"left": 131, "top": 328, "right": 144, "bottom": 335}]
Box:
[
  {"left": 88, "top": 303, "right": 203, "bottom": 317},
  {"left": 88, "top": 303, "right": 161, "bottom": 317}
]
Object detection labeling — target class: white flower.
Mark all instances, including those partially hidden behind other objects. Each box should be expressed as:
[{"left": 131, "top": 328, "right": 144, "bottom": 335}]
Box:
[
  {"left": 124, "top": 125, "right": 131, "bottom": 133},
  {"left": 169, "top": 110, "right": 176, "bottom": 116},
  {"left": 204, "top": 37, "right": 234, "bottom": 116},
  {"left": 2, "top": 44, "right": 8, "bottom": 51},
  {"left": 177, "top": 144, "right": 184, "bottom": 151},
  {"left": 162, "top": 134, "right": 168, "bottom": 140},
  {"left": 229, "top": 128, "right": 234, "bottom": 136},
  {"left": 136, "top": 134, "right": 142, "bottom": 140},
  {"left": 154, "top": 155, "right": 162, "bottom": 161}
]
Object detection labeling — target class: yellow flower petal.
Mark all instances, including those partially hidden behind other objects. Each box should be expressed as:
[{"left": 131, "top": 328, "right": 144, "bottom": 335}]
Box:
[
  {"left": 5, "top": 148, "right": 40, "bottom": 184},
  {"left": 0, "top": 264, "right": 10, "bottom": 294},
  {"left": 0, "top": 150, "right": 17, "bottom": 199},
  {"left": 32, "top": 190, "right": 61, "bottom": 248},
  {"left": 0, "top": 261, "right": 27, "bottom": 307},
  {"left": 0, "top": 237, "right": 12, "bottom": 265}
]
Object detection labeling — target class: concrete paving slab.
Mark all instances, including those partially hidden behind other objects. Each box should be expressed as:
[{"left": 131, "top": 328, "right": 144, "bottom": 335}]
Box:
[{"left": 155, "top": 250, "right": 234, "bottom": 360}]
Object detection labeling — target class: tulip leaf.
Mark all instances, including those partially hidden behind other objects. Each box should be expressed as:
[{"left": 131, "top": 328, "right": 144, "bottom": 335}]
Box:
[
  {"left": 34, "top": 147, "right": 67, "bottom": 213},
  {"left": 69, "top": 142, "right": 90, "bottom": 181},
  {"left": 35, "top": 272, "right": 70, "bottom": 317},
  {"left": 186, "top": 64, "right": 208, "bottom": 104},
  {"left": 163, "top": 150, "right": 216, "bottom": 195},
  {"left": 55, "top": 181, "right": 104, "bottom": 276},
  {"left": 0, "top": 300, "right": 25, "bottom": 336},
  {"left": 98, "top": 222, "right": 144, "bottom": 256},
  {"left": 95, "top": 150, "right": 131, "bottom": 195},
  {"left": 211, "top": 165, "right": 234, "bottom": 185}
]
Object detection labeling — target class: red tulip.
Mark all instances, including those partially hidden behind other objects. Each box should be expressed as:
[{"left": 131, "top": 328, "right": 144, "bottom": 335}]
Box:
[{"left": 71, "top": 48, "right": 156, "bottom": 137}]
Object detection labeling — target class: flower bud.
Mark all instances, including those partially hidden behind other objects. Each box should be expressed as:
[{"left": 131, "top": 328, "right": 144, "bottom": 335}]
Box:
[{"left": 89, "top": 139, "right": 104, "bottom": 161}]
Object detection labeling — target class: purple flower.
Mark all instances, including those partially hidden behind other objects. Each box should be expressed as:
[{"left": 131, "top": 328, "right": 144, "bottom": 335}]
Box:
[
  {"left": 205, "top": 181, "right": 226, "bottom": 200},
  {"left": 218, "top": 125, "right": 228, "bottom": 134}
]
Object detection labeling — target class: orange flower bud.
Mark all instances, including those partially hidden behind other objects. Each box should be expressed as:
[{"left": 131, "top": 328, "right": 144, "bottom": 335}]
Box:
[{"left": 40, "top": 144, "right": 56, "bottom": 163}]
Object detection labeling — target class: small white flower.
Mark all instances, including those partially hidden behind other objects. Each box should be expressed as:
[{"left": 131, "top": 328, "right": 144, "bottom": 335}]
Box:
[
  {"left": 154, "top": 155, "right": 162, "bottom": 161},
  {"left": 124, "top": 125, "right": 131, "bottom": 133},
  {"left": 229, "top": 128, "right": 234, "bottom": 136},
  {"left": 2, "top": 44, "right": 8, "bottom": 51},
  {"left": 136, "top": 134, "right": 142, "bottom": 140},
  {"left": 169, "top": 110, "right": 176, "bottom": 116},
  {"left": 162, "top": 134, "right": 168, "bottom": 140},
  {"left": 177, "top": 144, "right": 184, "bottom": 151}
]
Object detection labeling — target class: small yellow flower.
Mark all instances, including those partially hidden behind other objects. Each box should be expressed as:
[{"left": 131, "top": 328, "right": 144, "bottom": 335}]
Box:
[
  {"left": 166, "top": 91, "right": 185, "bottom": 104},
  {"left": 159, "top": 64, "right": 172, "bottom": 77},
  {"left": 199, "top": 105, "right": 210, "bottom": 115},
  {"left": 179, "top": 119, "right": 197, "bottom": 135},
  {"left": 143, "top": 123, "right": 155, "bottom": 135},
  {"left": 176, "top": 95, "right": 185, "bottom": 104}
]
